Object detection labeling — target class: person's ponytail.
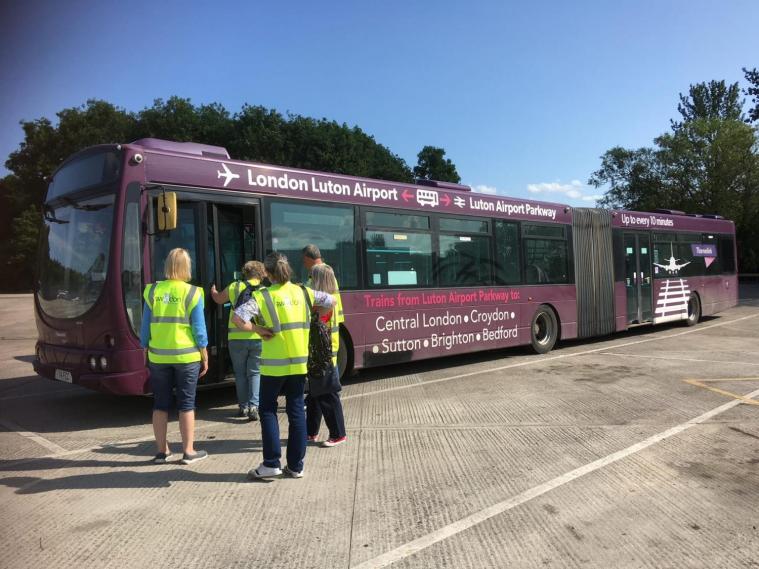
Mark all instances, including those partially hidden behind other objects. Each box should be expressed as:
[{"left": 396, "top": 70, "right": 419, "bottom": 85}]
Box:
[{"left": 264, "top": 252, "right": 292, "bottom": 283}]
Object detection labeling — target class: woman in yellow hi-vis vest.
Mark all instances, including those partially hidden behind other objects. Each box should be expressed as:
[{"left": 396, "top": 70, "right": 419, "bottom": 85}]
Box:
[
  {"left": 211, "top": 260, "right": 265, "bottom": 420},
  {"left": 141, "top": 248, "right": 208, "bottom": 465},
  {"left": 232, "top": 252, "right": 335, "bottom": 479}
]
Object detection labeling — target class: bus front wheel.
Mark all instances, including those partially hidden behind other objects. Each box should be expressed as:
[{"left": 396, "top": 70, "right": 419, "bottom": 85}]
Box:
[
  {"left": 685, "top": 294, "right": 701, "bottom": 327},
  {"left": 530, "top": 306, "right": 558, "bottom": 354}
]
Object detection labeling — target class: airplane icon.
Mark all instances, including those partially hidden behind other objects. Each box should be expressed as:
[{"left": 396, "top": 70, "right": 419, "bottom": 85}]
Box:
[
  {"left": 217, "top": 163, "right": 240, "bottom": 187},
  {"left": 653, "top": 243, "right": 691, "bottom": 274}
]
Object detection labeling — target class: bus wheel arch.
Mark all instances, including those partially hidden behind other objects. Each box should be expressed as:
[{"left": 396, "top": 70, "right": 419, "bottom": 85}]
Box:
[
  {"left": 529, "top": 304, "right": 559, "bottom": 354},
  {"left": 685, "top": 292, "right": 702, "bottom": 327},
  {"left": 337, "top": 324, "right": 354, "bottom": 380}
]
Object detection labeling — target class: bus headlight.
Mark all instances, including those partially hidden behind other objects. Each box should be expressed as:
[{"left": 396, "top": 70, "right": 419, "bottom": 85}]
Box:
[
  {"left": 88, "top": 356, "right": 97, "bottom": 370},
  {"left": 99, "top": 356, "right": 108, "bottom": 370},
  {"left": 105, "top": 334, "right": 116, "bottom": 348}
]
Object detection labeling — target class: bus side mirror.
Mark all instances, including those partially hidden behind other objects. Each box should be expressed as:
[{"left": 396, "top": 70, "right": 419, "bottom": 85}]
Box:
[{"left": 157, "top": 192, "right": 177, "bottom": 231}]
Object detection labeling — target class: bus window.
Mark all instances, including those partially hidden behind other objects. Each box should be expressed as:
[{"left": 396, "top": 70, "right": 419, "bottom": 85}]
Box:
[
  {"left": 153, "top": 203, "right": 200, "bottom": 284},
  {"left": 37, "top": 193, "right": 116, "bottom": 319},
  {"left": 495, "top": 221, "right": 520, "bottom": 284},
  {"left": 701, "top": 233, "right": 723, "bottom": 275},
  {"left": 365, "top": 231, "right": 432, "bottom": 288},
  {"left": 438, "top": 233, "right": 492, "bottom": 286},
  {"left": 720, "top": 235, "right": 736, "bottom": 273},
  {"left": 269, "top": 201, "right": 356, "bottom": 286},
  {"left": 439, "top": 217, "right": 489, "bottom": 233},
  {"left": 523, "top": 224, "right": 569, "bottom": 284},
  {"left": 122, "top": 184, "right": 142, "bottom": 335},
  {"left": 365, "top": 211, "right": 429, "bottom": 230}
]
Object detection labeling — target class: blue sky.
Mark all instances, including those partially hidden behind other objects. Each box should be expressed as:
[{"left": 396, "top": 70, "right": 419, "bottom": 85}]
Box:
[{"left": 1, "top": 0, "right": 757, "bottom": 204}]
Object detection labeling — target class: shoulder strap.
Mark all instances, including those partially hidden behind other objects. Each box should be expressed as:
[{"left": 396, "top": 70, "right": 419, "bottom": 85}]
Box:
[
  {"left": 147, "top": 283, "right": 157, "bottom": 309},
  {"left": 299, "top": 284, "right": 313, "bottom": 313}
]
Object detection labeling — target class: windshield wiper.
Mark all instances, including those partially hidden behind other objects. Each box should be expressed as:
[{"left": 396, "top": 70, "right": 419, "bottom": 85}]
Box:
[
  {"left": 59, "top": 196, "right": 108, "bottom": 212},
  {"left": 43, "top": 206, "right": 69, "bottom": 224}
]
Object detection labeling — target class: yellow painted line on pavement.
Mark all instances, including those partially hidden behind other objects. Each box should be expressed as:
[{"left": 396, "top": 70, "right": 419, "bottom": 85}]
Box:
[{"left": 683, "top": 377, "right": 759, "bottom": 407}]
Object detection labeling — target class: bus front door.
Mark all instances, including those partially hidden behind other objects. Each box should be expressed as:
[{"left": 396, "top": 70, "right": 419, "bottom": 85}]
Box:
[
  {"left": 208, "top": 203, "right": 260, "bottom": 382},
  {"left": 624, "top": 232, "right": 653, "bottom": 324}
]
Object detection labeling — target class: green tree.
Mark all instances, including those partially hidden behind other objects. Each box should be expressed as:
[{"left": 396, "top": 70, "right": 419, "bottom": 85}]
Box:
[
  {"left": 671, "top": 80, "right": 744, "bottom": 130},
  {"left": 591, "top": 79, "right": 759, "bottom": 272},
  {"left": 413, "top": 146, "right": 461, "bottom": 183},
  {"left": 590, "top": 147, "right": 668, "bottom": 211},
  {"left": 744, "top": 67, "right": 759, "bottom": 124}
]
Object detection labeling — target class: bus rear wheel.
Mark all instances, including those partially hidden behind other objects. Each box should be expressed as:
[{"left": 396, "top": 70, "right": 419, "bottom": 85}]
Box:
[
  {"left": 530, "top": 305, "right": 558, "bottom": 354},
  {"left": 685, "top": 294, "right": 701, "bottom": 327}
]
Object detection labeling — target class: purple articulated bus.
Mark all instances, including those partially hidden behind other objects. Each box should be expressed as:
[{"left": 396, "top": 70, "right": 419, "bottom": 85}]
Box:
[{"left": 33, "top": 139, "right": 738, "bottom": 395}]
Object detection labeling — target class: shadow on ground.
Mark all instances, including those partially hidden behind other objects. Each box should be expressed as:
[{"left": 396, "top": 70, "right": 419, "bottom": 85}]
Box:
[{"left": 0, "top": 436, "right": 299, "bottom": 494}]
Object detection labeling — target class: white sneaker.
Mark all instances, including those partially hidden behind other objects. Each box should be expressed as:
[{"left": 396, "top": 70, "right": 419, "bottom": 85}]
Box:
[
  {"left": 248, "top": 463, "right": 282, "bottom": 479},
  {"left": 283, "top": 465, "right": 304, "bottom": 478}
]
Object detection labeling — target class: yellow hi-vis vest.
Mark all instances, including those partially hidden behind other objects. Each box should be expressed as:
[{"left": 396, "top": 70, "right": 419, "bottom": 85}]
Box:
[
  {"left": 255, "top": 282, "right": 314, "bottom": 376},
  {"left": 227, "top": 279, "right": 261, "bottom": 341},
  {"left": 143, "top": 280, "right": 202, "bottom": 364}
]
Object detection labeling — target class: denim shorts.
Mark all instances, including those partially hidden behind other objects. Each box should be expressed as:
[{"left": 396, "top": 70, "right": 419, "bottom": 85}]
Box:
[{"left": 148, "top": 362, "right": 200, "bottom": 412}]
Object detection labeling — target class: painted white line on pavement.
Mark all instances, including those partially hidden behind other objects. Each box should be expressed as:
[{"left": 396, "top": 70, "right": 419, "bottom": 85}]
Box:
[
  {"left": 343, "top": 312, "right": 759, "bottom": 402},
  {"left": 0, "top": 419, "right": 67, "bottom": 454},
  {"left": 351, "top": 386, "right": 759, "bottom": 569},
  {"left": 601, "top": 352, "right": 759, "bottom": 366},
  {"left": 0, "top": 423, "right": 220, "bottom": 471}
]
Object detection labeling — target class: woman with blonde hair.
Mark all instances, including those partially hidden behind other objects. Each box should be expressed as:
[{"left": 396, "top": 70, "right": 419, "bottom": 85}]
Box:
[
  {"left": 306, "top": 263, "right": 347, "bottom": 447},
  {"left": 141, "top": 248, "right": 209, "bottom": 465}
]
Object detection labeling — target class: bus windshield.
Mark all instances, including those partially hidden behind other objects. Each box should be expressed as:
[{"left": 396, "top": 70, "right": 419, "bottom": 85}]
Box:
[{"left": 37, "top": 193, "right": 115, "bottom": 319}]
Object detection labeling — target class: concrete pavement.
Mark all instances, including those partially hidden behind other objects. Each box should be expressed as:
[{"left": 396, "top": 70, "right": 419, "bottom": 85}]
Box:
[{"left": 1, "top": 292, "right": 758, "bottom": 568}]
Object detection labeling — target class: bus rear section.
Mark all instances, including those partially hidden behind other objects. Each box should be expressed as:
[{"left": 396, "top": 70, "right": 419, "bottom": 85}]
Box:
[{"left": 615, "top": 212, "right": 738, "bottom": 329}]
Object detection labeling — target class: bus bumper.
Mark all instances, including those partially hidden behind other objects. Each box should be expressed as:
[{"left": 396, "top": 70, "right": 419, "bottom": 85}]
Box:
[{"left": 34, "top": 342, "right": 150, "bottom": 395}]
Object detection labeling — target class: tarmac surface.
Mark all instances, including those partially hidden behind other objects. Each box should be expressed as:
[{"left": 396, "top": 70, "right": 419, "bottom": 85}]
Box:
[{"left": 1, "top": 288, "right": 759, "bottom": 568}]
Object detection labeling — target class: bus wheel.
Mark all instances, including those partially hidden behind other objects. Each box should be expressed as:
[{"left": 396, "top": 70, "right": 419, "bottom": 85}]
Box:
[
  {"left": 685, "top": 294, "right": 701, "bottom": 327},
  {"left": 530, "top": 306, "right": 558, "bottom": 354},
  {"left": 337, "top": 328, "right": 353, "bottom": 380}
]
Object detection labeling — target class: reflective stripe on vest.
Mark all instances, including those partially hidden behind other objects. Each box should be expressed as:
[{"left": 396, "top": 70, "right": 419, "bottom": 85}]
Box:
[
  {"left": 228, "top": 280, "right": 261, "bottom": 341},
  {"left": 260, "top": 356, "right": 309, "bottom": 366},
  {"left": 149, "top": 346, "right": 201, "bottom": 356},
  {"left": 143, "top": 280, "right": 202, "bottom": 364},
  {"left": 256, "top": 283, "right": 312, "bottom": 376}
]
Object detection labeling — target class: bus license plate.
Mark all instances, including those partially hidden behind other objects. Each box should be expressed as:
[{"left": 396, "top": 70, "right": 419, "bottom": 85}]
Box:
[{"left": 54, "top": 369, "right": 72, "bottom": 383}]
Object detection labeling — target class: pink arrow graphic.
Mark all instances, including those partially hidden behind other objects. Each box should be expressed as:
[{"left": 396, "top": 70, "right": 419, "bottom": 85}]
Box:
[
  {"left": 401, "top": 189, "right": 413, "bottom": 202},
  {"left": 440, "top": 194, "right": 451, "bottom": 206}
]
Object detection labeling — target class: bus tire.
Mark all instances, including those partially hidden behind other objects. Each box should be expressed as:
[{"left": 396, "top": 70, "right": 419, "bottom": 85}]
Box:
[
  {"left": 685, "top": 293, "right": 701, "bottom": 327},
  {"left": 530, "top": 305, "right": 558, "bottom": 354},
  {"left": 337, "top": 327, "right": 353, "bottom": 380}
]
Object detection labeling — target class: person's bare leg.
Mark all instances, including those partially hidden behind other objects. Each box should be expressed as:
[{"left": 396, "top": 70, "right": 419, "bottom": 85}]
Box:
[
  {"left": 179, "top": 410, "right": 195, "bottom": 455},
  {"left": 152, "top": 410, "right": 170, "bottom": 454}
]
